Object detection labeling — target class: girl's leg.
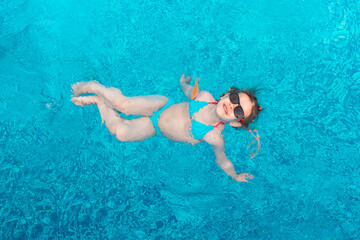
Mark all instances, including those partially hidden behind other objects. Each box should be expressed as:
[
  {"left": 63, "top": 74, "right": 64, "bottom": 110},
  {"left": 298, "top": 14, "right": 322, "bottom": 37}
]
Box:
[
  {"left": 72, "top": 96, "right": 156, "bottom": 142},
  {"left": 71, "top": 81, "right": 168, "bottom": 116}
]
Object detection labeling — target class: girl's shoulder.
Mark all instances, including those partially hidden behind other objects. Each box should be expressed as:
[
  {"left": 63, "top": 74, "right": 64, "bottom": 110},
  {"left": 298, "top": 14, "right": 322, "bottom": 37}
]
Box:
[
  {"left": 202, "top": 127, "right": 225, "bottom": 147},
  {"left": 194, "top": 90, "right": 215, "bottom": 102}
]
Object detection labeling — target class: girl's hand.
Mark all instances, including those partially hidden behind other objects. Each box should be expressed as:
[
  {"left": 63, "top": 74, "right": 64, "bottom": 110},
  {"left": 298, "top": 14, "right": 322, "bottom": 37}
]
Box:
[
  {"left": 180, "top": 74, "right": 191, "bottom": 83},
  {"left": 235, "top": 173, "right": 254, "bottom": 182}
]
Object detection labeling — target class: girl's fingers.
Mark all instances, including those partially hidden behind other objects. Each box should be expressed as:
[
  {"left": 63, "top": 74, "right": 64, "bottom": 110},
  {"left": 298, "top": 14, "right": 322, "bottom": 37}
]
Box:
[
  {"left": 181, "top": 74, "right": 185, "bottom": 82},
  {"left": 246, "top": 174, "right": 254, "bottom": 180}
]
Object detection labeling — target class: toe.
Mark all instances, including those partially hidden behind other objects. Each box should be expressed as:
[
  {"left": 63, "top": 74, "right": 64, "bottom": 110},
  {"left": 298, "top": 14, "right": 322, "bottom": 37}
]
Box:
[
  {"left": 71, "top": 97, "right": 83, "bottom": 107},
  {"left": 71, "top": 82, "right": 88, "bottom": 96}
]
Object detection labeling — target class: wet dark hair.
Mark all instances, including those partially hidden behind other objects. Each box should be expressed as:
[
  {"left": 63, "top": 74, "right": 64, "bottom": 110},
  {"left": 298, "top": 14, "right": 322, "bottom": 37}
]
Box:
[{"left": 217, "top": 86, "right": 262, "bottom": 130}]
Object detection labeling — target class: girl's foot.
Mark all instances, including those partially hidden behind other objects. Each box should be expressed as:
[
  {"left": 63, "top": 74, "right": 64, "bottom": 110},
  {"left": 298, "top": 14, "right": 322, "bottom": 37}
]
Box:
[
  {"left": 71, "top": 80, "right": 101, "bottom": 97},
  {"left": 71, "top": 96, "right": 101, "bottom": 107},
  {"left": 235, "top": 173, "right": 254, "bottom": 183}
]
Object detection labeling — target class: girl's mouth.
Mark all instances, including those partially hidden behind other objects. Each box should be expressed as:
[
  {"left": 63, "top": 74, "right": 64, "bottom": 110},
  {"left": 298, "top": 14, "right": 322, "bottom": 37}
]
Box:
[{"left": 223, "top": 104, "right": 228, "bottom": 115}]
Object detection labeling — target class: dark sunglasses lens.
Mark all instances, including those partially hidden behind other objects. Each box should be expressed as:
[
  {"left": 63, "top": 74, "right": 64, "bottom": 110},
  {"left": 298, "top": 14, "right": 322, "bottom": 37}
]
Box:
[
  {"left": 229, "top": 93, "right": 240, "bottom": 104},
  {"left": 234, "top": 106, "right": 244, "bottom": 118}
]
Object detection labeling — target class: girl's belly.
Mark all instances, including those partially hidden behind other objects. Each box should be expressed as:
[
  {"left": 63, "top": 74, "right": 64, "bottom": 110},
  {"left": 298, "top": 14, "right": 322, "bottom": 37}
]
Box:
[{"left": 157, "top": 102, "right": 198, "bottom": 144}]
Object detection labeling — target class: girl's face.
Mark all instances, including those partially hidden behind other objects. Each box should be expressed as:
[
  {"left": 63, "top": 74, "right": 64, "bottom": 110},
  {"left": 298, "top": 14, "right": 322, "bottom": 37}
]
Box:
[{"left": 216, "top": 92, "right": 253, "bottom": 122}]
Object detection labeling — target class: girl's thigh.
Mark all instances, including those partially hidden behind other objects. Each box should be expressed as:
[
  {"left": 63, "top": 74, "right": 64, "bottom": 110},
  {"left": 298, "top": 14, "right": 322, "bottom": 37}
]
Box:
[{"left": 116, "top": 116, "right": 157, "bottom": 142}]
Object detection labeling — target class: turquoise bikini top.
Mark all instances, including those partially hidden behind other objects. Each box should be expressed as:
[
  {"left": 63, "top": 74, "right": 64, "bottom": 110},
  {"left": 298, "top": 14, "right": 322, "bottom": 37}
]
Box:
[{"left": 188, "top": 101, "right": 224, "bottom": 140}]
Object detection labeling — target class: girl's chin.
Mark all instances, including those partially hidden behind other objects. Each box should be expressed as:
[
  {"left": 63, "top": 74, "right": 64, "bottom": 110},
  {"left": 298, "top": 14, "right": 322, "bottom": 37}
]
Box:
[
  {"left": 216, "top": 108, "right": 232, "bottom": 121},
  {"left": 219, "top": 116, "right": 231, "bottom": 122}
]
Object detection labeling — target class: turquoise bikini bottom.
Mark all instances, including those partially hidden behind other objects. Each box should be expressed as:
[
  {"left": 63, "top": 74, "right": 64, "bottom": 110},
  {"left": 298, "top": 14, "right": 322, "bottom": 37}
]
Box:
[{"left": 149, "top": 98, "right": 174, "bottom": 134}]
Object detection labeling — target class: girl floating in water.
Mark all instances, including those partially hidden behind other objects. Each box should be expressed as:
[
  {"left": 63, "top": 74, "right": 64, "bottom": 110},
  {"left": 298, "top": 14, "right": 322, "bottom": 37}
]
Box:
[{"left": 71, "top": 74, "right": 261, "bottom": 182}]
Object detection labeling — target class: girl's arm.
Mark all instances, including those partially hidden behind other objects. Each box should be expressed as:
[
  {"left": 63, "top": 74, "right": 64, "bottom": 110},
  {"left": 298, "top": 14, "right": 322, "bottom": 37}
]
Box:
[
  {"left": 180, "top": 74, "right": 194, "bottom": 99},
  {"left": 203, "top": 133, "right": 254, "bottom": 182},
  {"left": 180, "top": 74, "right": 215, "bottom": 101}
]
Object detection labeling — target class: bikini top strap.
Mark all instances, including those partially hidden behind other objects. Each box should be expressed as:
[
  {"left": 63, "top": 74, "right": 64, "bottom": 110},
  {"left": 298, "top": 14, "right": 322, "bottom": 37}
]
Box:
[{"left": 213, "top": 122, "right": 224, "bottom": 128}]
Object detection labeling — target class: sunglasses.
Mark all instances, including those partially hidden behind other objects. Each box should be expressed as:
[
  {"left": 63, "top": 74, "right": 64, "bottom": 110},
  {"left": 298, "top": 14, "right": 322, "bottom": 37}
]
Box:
[{"left": 229, "top": 92, "right": 245, "bottom": 119}]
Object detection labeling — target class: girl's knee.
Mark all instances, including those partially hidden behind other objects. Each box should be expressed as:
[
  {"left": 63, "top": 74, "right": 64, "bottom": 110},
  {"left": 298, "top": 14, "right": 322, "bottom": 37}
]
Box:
[
  {"left": 108, "top": 87, "right": 124, "bottom": 97},
  {"left": 157, "top": 95, "right": 169, "bottom": 102},
  {"left": 114, "top": 124, "right": 130, "bottom": 142},
  {"left": 114, "top": 124, "right": 139, "bottom": 142}
]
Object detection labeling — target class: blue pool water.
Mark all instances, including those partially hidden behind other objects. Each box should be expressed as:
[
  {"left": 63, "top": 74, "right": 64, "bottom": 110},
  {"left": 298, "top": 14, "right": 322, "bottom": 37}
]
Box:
[{"left": 1, "top": 0, "right": 360, "bottom": 239}]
